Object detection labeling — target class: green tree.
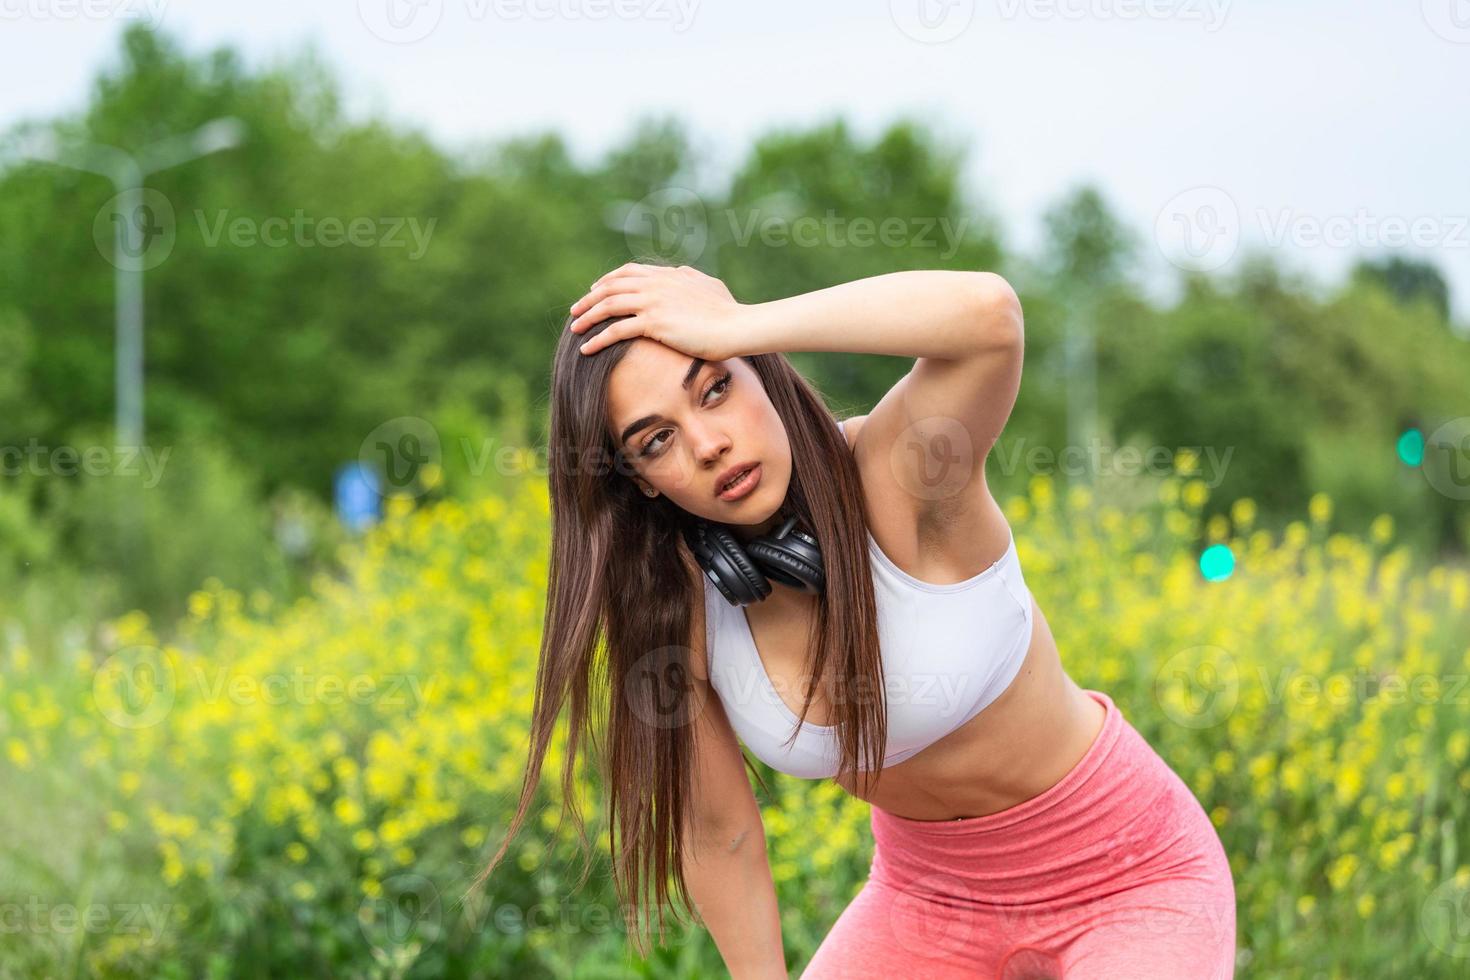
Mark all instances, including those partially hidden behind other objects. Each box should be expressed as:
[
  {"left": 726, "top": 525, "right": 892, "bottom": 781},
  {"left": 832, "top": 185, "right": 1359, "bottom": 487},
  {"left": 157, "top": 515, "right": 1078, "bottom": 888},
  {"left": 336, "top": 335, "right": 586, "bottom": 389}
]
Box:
[{"left": 1351, "top": 254, "right": 1451, "bottom": 323}]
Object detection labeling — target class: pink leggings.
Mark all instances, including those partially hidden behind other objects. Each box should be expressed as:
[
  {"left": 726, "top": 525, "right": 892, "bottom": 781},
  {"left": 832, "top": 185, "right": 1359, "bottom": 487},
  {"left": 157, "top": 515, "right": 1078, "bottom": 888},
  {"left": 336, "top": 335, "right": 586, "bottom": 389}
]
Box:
[{"left": 800, "top": 689, "right": 1236, "bottom": 979}]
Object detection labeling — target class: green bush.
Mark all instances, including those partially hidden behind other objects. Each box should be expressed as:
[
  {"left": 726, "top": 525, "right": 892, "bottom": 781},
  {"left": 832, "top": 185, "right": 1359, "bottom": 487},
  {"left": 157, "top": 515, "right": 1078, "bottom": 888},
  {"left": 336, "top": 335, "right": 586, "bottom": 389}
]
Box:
[{"left": 42, "top": 422, "right": 288, "bottom": 624}]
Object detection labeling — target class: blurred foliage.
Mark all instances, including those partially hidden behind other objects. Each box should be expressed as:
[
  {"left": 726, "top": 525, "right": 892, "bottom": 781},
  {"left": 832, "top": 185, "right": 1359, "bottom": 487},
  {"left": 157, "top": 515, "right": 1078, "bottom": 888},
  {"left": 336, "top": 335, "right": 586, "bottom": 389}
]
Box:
[
  {"left": 1, "top": 26, "right": 1468, "bottom": 644},
  {"left": 1353, "top": 254, "right": 1452, "bottom": 324}
]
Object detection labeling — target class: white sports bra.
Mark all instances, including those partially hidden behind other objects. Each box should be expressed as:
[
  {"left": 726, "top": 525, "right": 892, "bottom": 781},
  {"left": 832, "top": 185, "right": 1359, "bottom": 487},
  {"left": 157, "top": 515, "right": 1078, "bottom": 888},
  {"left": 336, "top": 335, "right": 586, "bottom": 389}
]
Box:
[{"left": 700, "top": 417, "right": 1036, "bottom": 780}]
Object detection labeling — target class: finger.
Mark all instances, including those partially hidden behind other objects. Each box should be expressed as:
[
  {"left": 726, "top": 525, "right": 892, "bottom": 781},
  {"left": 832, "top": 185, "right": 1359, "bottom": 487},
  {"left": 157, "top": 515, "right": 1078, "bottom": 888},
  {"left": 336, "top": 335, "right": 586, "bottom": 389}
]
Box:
[
  {"left": 589, "top": 263, "right": 661, "bottom": 292},
  {"left": 571, "top": 275, "right": 649, "bottom": 321},
  {"left": 569, "top": 292, "right": 643, "bottom": 332},
  {"left": 569, "top": 292, "right": 644, "bottom": 334},
  {"left": 569, "top": 275, "right": 650, "bottom": 320},
  {"left": 579, "top": 315, "right": 641, "bottom": 355}
]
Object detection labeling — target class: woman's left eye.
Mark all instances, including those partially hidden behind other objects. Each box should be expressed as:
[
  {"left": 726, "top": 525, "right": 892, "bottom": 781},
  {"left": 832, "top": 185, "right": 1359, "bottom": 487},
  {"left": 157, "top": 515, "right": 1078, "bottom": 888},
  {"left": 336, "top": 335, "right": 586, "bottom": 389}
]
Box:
[{"left": 638, "top": 373, "right": 732, "bottom": 458}]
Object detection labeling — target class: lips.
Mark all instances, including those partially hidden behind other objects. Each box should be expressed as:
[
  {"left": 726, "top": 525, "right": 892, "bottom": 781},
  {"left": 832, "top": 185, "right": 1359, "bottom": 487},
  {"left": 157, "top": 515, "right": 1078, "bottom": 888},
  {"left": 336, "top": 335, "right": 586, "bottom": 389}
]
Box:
[{"left": 716, "top": 462, "right": 759, "bottom": 499}]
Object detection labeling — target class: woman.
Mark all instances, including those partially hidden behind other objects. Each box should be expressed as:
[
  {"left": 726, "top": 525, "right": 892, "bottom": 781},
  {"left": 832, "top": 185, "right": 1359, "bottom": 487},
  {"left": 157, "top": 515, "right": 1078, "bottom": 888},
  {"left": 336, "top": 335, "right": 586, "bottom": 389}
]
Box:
[{"left": 471, "top": 261, "right": 1236, "bottom": 979}]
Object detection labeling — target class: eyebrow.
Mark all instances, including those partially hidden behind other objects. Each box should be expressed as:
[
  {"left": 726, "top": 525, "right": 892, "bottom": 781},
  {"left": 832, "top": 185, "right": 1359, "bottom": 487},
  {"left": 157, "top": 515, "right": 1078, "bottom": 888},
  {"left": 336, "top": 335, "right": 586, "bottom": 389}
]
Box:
[{"left": 618, "top": 357, "right": 707, "bottom": 447}]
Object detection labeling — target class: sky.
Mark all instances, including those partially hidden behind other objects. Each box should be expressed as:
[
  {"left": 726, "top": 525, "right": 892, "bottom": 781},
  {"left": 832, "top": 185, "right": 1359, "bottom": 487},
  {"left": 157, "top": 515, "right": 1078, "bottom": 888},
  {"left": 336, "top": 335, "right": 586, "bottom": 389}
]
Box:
[{"left": 2, "top": 0, "right": 1467, "bottom": 322}]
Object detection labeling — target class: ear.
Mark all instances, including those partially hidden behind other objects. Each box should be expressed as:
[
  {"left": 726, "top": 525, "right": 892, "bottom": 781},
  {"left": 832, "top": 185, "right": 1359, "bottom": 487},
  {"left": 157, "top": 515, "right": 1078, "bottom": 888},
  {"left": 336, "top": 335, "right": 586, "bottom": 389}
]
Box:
[{"left": 633, "top": 475, "right": 658, "bottom": 497}]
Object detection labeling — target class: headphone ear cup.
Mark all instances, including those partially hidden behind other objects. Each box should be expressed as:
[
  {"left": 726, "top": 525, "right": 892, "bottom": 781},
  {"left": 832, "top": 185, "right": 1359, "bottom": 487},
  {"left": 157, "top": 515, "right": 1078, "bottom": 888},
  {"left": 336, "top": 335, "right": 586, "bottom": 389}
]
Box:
[
  {"left": 685, "top": 520, "right": 772, "bottom": 606},
  {"left": 747, "top": 528, "right": 826, "bottom": 595}
]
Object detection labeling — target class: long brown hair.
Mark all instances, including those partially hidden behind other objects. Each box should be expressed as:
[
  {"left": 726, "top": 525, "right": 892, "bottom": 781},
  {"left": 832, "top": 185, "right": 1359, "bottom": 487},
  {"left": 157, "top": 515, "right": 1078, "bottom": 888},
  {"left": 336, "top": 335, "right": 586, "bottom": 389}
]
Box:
[{"left": 467, "top": 278, "right": 885, "bottom": 956}]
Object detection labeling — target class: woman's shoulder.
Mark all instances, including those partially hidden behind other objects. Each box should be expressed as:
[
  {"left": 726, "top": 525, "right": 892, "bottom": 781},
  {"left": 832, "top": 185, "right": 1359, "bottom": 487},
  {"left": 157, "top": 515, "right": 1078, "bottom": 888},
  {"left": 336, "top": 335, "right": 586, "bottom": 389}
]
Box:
[{"left": 838, "top": 413, "right": 868, "bottom": 452}]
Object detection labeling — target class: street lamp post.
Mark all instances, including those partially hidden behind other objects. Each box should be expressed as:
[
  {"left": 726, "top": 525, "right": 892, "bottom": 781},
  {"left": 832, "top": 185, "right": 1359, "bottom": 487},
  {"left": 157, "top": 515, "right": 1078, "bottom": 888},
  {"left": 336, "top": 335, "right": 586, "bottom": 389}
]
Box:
[
  {"left": 1065, "top": 289, "right": 1099, "bottom": 487},
  {"left": 13, "top": 117, "right": 245, "bottom": 449}
]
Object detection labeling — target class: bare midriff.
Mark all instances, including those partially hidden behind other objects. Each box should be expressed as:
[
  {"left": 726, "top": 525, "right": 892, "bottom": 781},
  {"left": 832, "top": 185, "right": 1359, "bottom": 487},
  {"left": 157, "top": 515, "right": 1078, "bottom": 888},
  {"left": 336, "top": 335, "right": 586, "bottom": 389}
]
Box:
[{"left": 831, "top": 595, "right": 1107, "bottom": 821}]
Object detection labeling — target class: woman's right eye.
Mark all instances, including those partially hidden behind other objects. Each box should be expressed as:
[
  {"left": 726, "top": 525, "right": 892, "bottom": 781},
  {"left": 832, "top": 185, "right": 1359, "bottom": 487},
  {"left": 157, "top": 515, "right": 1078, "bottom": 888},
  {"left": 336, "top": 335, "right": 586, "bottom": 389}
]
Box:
[{"left": 640, "top": 432, "right": 669, "bottom": 457}]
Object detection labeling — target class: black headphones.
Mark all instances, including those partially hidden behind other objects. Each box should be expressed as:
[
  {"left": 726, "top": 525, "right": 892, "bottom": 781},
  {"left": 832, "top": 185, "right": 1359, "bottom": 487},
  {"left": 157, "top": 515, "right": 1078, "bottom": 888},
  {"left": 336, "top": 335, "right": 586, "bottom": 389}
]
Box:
[{"left": 682, "top": 508, "right": 826, "bottom": 606}]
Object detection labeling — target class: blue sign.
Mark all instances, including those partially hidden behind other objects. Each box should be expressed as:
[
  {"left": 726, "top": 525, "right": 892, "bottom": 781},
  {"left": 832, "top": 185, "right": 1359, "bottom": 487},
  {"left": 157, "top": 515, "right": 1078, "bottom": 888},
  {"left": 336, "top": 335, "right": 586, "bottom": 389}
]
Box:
[{"left": 335, "top": 462, "right": 382, "bottom": 532}]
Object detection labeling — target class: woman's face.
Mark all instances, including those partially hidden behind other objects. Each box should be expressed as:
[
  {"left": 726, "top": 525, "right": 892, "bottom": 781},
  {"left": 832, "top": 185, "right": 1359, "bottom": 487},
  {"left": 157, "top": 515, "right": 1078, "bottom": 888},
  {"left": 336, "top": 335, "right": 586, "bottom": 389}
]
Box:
[{"left": 604, "top": 339, "right": 791, "bottom": 531}]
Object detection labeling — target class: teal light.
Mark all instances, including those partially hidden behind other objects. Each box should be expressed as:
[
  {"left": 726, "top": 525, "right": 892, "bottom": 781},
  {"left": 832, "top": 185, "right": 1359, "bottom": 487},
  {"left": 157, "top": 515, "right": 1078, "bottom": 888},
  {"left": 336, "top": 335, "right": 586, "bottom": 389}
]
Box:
[
  {"left": 1397, "top": 428, "right": 1425, "bottom": 466},
  {"left": 1199, "top": 543, "right": 1235, "bottom": 582}
]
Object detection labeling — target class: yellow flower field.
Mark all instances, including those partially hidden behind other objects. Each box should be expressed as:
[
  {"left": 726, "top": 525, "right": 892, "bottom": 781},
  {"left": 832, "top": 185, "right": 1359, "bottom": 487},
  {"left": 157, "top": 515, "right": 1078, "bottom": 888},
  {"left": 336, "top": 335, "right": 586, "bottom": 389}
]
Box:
[{"left": 1, "top": 470, "right": 1467, "bottom": 977}]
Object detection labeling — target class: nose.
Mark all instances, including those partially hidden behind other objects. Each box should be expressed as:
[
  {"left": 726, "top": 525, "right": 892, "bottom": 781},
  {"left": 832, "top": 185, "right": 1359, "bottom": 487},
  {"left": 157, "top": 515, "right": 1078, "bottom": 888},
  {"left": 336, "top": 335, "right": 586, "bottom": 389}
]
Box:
[{"left": 692, "top": 422, "right": 731, "bottom": 468}]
